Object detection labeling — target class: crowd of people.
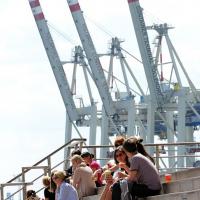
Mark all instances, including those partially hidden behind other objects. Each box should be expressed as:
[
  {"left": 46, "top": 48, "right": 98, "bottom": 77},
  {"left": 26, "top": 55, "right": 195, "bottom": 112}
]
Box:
[{"left": 26, "top": 135, "right": 161, "bottom": 200}]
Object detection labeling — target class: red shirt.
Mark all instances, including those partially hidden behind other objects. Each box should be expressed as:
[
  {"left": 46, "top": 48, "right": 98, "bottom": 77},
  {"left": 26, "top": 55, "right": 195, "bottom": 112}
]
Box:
[{"left": 90, "top": 161, "right": 102, "bottom": 186}]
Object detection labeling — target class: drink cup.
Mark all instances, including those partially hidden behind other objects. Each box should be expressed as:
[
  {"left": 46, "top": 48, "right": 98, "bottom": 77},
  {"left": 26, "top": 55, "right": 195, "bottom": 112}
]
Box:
[
  {"left": 165, "top": 173, "right": 172, "bottom": 183},
  {"left": 104, "top": 169, "right": 111, "bottom": 179}
]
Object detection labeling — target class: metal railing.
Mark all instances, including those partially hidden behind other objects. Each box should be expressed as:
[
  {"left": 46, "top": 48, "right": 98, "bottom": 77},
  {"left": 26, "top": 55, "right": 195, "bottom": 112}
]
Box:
[
  {"left": 0, "top": 138, "right": 86, "bottom": 200},
  {"left": 1, "top": 139, "right": 200, "bottom": 200},
  {"left": 79, "top": 142, "right": 200, "bottom": 173}
]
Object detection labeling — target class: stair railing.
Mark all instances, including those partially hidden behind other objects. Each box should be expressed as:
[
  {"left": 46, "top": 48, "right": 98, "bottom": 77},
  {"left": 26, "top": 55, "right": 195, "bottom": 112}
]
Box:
[{"left": 1, "top": 138, "right": 86, "bottom": 200}]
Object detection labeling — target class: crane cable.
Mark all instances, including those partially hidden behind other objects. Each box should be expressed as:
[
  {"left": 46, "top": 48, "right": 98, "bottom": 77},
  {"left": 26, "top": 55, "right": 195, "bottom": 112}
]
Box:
[
  {"left": 84, "top": 14, "right": 115, "bottom": 38},
  {"left": 47, "top": 21, "right": 78, "bottom": 46}
]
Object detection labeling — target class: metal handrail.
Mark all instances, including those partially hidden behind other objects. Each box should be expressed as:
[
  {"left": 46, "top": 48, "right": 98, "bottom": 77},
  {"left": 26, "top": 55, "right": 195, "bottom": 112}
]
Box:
[
  {"left": 79, "top": 141, "right": 200, "bottom": 148},
  {"left": 2, "top": 138, "right": 86, "bottom": 200},
  {"left": 80, "top": 142, "right": 200, "bottom": 171},
  {"left": 6, "top": 138, "right": 86, "bottom": 183}
]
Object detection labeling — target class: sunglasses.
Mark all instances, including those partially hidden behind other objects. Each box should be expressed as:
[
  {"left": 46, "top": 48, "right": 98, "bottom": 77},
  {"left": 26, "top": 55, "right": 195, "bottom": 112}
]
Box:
[{"left": 116, "top": 153, "right": 124, "bottom": 158}]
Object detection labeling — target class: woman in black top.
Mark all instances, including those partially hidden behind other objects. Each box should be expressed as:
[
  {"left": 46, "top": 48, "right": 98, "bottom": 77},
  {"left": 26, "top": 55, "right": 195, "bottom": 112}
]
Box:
[{"left": 42, "top": 175, "right": 55, "bottom": 200}]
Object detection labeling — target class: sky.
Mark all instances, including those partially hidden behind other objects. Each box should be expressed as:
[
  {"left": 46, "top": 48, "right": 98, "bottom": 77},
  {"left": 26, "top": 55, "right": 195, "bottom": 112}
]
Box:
[{"left": 0, "top": 0, "right": 200, "bottom": 185}]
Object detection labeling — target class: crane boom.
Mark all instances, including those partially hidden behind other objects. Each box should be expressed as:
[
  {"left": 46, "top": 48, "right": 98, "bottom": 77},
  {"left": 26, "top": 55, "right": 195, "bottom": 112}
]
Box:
[
  {"left": 127, "top": 0, "right": 164, "bottom": 108},
  {"left": 66, "top": 0, "right": 115, "bottom": 116},
  {"left": 28, "top": 0, "right": 79, "bottom": 121}
]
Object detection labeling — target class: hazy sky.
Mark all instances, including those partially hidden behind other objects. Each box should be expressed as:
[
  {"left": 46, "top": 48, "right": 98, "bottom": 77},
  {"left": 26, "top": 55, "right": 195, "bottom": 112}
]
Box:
[{"left": 0, "top": 0, "right": 200, "bottom": 184}]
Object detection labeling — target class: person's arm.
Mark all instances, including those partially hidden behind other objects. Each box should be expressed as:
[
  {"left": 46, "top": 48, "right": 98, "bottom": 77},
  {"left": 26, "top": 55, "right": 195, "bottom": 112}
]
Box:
[
  {"left": 95, "top": 163, "right": 117, "bottom": 175},
  {"left": 117, "top": 171, "right": 128, "bottom": 179},
  {"left": 100, "top": 182, "right": 112, "bottom": 200},
  {"left": 118, "top": 162, "right": 130, "bottom": 174},
  {"left": 100, "top": 173, "right": 114, "bottom": 200},
  {"left": 109, "top": 164, "right": 118, "bottom": 172},
  {"left": 126, "top": 169, "right": 137, "bottom": 182}
]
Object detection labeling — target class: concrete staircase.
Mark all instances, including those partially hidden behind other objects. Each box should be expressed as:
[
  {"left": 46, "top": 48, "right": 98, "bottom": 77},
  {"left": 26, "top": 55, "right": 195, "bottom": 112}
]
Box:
[
  {"left": 147, "top": 189, "right": 200, "bottom": 200},
  {"left": 83, "top": 167, "right": 200, "bottom": 200}
]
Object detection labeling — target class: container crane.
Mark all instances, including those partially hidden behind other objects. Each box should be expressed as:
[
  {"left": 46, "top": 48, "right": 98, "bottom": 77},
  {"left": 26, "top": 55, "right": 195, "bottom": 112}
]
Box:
[
  {"left": 66, "top": 0, "right": 121, "bottom": 161},
  {"left": 28, "top": 0, "right": 104, "bottom": 145},
  {"left": 66, "top": 1, "right": 138, "bottom": 131},
  {"left": 28, "top": 0, "right": 101, "bottom": 166},
  {"left": 102, "top": 37, "right": 146, "bottom": 137},
  {"left": 126, "top": 0, "right": 200, "bottom": 168},
  {"left": 28, "top": 1, "right": 121, "bottom": 160}
]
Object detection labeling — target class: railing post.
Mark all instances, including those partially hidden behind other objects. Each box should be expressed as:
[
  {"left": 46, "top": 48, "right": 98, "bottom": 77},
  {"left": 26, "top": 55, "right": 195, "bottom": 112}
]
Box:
[
  {"left": 21, "top": 167, "right": 26, "bottom": 200},
  {"left": 155, "top": 145, "right": 160, "bottom": 170},
  {"left": 0, "top": 184, "right": 4, "bottom": 200},
  {"left": 44, "top": 166, "right": 48, "bottom": 176},
  {"left": 93, "top": 147, "right": 97, "bottom": 159},
  {"left": 47, "top": 157, "right": 51, "bottom": 176},
  {"left": 79, "top": 141, "right": 84, "bottom": 152}
]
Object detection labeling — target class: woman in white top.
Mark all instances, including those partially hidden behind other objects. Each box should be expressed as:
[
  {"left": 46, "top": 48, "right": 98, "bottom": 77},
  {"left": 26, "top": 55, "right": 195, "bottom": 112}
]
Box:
[{"left": 100, "top": 146, "right": 130, "bottom": 200}]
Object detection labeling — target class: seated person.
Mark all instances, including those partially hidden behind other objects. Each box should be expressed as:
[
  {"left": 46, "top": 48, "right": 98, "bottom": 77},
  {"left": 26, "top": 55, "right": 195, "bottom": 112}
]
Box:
[
  {"left": 95, "top": 135, "right": 126, "bottom": 174},
  {"left": 52, "top": 170, "right": 79, "bottom": 200},
  {"left": 100, "top": 135, "right": 154, "bottom": 174},
  {"left": 71, "top": 155, "right": 96, "bottom": 198},
  {"left": 101, "top": 136, "right": 160, "bottom": 200},
  {"left": 81, "top": 151, "right": 103, "bottom": 187},
  {"left": 42, "top": 175, "right": 55, "bottom": 200},
  {"left": 26, "top": 190, "right": 41, "bottom": 200},
  {"left": 65, "top": 149, "right": 81, "bottom": 180},
  {"left": 100, "top": 146, "right": 130, "bottom": 200}
]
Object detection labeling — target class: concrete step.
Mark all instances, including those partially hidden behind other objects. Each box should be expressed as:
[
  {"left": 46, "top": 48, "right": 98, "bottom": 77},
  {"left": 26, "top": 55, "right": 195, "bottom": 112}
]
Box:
[
  {"left": 146, "top": 189, "right": 200, "bottom": 200},
  {"left": 96, "top": 186, "right": 105, "bottom": 194},
  {"left": 82, "top": 187, "right": 200, "bottom": 200},
  {"left": 82, "top": 187, "right": 104, "bottom": 200},
  {"left": 162, "top": 175, "right": 200, "bottom": 194},
  {"left": 83, "top": 189, "right": 200, "bottom": 200},
  {"left": 82, "top": 194, "right": 101, "bottom": 200}
]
